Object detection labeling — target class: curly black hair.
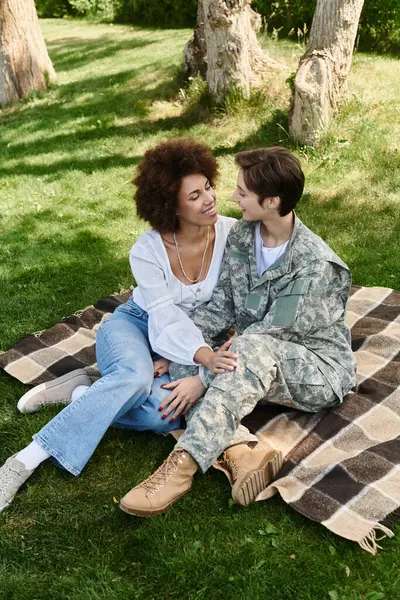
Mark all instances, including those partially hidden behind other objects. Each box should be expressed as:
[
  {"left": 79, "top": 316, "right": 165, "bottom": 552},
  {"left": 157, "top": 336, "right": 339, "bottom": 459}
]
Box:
[{"left": 133, "top": 138, "right": 219, "bottom": 233}]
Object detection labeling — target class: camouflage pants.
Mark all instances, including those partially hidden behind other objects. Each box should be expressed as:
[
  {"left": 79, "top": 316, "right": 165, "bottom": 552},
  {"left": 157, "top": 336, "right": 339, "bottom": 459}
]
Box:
[{"left": 175, "top": 334, "right": 338, "bottom": 473}]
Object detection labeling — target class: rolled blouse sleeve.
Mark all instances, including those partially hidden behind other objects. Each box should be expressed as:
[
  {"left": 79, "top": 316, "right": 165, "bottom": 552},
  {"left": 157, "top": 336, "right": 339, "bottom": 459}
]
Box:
[{"left": 129, "top": 243, "right": 210, "bottom": 365}]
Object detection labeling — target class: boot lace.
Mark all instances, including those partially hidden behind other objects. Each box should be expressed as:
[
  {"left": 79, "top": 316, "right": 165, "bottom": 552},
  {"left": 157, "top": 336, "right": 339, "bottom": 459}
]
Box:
[
  {"left": 142, "top": 450, "right": 186, "bottom": 495},
  {"left": 219, "top": 452, "right": 238, "bottom": 482}
]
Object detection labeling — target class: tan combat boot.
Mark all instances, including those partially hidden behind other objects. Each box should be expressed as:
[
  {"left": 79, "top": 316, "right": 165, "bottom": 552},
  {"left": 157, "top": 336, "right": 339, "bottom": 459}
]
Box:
[
  {"left": 119, "top": 449, "right": 198, "bottom": 517},
  {"left": 217, "top": 443, "right": 283, "bottom": 507}
]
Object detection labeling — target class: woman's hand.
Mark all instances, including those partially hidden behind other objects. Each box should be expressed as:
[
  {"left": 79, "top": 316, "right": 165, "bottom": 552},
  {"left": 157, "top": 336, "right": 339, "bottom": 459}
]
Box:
[
  {"left": 153, "top": 358, "right": 170, "bottom": 377},
  {"left": 203, "top": 339, "right": 238, "bottom": 374},
  {"left": 158, "top": 376, "right": 206, "bottom": 422}
]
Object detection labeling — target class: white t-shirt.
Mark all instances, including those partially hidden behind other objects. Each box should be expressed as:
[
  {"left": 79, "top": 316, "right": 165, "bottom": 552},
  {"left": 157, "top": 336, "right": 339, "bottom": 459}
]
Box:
[
  {"left": 129, "top": 215, "right": 236, "bottom": 365},
  {"left": 254, "top": 222, "right": 289, "bottom": 277}
]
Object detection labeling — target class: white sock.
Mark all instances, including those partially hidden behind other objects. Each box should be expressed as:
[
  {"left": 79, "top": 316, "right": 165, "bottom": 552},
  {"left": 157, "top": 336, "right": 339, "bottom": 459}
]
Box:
[
  {"left": 15, "top": 440, "right": 50, "bottom": 471},
  {"left": 71, "top": 384, "right": 90, "bottom": 403}
]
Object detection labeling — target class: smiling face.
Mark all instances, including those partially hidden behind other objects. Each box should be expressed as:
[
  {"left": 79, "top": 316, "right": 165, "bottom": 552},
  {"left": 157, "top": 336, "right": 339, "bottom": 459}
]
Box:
[
  {"left": 176, "top": 173, "right": 218, "bottom": 228},
  {"left": 232, "top": 169, "right": 268, "bottom": 221},
  {"left": 232, "top": 168, "right": 282, "bottom": 222}
]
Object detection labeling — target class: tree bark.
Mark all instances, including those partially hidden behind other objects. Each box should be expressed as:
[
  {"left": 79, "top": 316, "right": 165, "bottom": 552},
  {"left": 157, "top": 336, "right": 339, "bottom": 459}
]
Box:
[
  {"left": 0, "top": 0, "right": 56, "bottom": 106},
  {"left": 289, "top": 0, "right": 364, "bottom": 147},
  {"left": 184, "top": 1, "right": 208, "bottom": 81},
  {"left": 184, "top": 0, "right": 286, "bottom": 103}
]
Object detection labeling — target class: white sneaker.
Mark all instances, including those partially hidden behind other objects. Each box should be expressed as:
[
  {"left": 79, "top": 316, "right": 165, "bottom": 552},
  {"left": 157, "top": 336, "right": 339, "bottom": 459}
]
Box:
[
  {"left": 17, "top": 369, "right": 91, "bottom": 414},
  {"left": 0, "top": 455, "right": 34, "bottom": 514}
]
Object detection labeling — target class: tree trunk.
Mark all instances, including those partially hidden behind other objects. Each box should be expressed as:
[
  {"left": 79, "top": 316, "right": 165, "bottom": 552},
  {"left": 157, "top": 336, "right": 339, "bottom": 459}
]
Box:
[
  {"left": 0, "top": 0, "right": 56, "bottom": 106},
  {"left": 289, "top": 0, "right": 364, "bottom": 147},
  {"left": 184, "top": 0, "right": 286, "bottom": 103},
  {"left": 184, "top": 1, "right": 208, "bottom": 81}
]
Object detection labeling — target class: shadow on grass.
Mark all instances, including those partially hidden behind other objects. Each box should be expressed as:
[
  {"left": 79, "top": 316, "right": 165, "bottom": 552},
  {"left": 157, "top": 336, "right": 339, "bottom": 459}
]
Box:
[
  {"left": 0, "top": 27, "right": 190, "bottom": 174},
  {"left": 0, "top": 28, "right": 294, "bottom": 181},
  {"left": 0, "top": 65, "right": 210, "bottom": 179},
  {"left": 298, "top": 192, "right": 400, "bottom": 289},
  {"left": 46, "top": 35, "right": 158, "bottom": 72},
  {"left": 0, "top": 31, "right": 292, "bottom": 180},
  {"left": 214, "top": 109, "right": 290, "bottom": 157},
  {"left": 0, "top": 207, "right": 135, "bottom": 346}
]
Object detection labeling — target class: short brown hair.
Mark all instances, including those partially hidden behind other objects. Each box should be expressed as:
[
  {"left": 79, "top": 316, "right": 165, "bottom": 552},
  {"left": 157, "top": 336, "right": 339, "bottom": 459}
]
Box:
[
  {"left": 235, "top": 147, "right": 305, "bottom": 216},
  {"left": 133, "top": 138, "right": 218, "bottom": 233}
]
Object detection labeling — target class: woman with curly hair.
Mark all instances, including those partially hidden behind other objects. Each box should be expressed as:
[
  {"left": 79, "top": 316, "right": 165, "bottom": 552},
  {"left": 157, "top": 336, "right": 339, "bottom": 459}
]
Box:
[{"left": 1, "top": 138, "right": 247, "bottom": 513}]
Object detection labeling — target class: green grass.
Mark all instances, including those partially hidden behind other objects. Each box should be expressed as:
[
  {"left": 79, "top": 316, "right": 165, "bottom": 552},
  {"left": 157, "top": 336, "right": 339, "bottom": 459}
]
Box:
[{"left": 1, "top": 19, "right": 399, "bottom": 600}]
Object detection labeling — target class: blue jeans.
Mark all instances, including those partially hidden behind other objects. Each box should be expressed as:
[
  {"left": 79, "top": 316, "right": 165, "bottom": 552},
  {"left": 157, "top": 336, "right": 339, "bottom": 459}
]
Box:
[{"left": 34, "top": 298, "right": 180, "bottom": 476}]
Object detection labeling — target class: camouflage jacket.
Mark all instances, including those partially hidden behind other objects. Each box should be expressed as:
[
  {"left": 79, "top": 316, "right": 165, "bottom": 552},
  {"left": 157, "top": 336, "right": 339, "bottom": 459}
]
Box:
[{"left": 172, "top": 214, "right": 357, "bottom": 401}]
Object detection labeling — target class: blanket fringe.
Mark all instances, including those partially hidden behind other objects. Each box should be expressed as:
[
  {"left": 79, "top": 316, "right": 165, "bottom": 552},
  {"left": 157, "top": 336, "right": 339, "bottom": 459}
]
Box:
[{"left": 358, "top": 523, "right": 395, "bottom": 555}]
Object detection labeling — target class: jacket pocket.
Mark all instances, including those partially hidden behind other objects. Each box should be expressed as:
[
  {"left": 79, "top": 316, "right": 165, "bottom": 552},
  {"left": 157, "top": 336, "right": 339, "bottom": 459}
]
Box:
[{"left": 271, "top": 279, "right": 310, "bottom": 327}]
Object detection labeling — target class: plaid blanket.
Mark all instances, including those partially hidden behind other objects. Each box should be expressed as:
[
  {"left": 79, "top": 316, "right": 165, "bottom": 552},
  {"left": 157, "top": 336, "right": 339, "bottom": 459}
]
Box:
[{"left": 1, "top": 286, "right": 399, "bottom": 554}]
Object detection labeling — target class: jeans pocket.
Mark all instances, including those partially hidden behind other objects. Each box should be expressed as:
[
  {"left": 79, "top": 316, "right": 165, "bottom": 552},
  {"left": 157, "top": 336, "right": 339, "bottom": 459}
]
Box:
[{"left": 128, "top": 299, "right": 146, "bottom": 319}]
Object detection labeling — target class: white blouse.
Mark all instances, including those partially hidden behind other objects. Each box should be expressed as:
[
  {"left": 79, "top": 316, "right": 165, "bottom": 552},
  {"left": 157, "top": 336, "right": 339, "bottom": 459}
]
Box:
[{"left": 129, "top": 215, "right": 237, "bottom": 365}]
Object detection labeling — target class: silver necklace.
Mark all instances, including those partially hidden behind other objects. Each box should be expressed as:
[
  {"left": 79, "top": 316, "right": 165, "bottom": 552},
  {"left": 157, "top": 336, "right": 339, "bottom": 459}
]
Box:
[
  {"left": 260, "top": 223, "right": 289, "bottom": 248},
  {"left": 260, "top": 224, "right": 287, "bottom": 257},
  {"left": 187, "top": 283, "right": 203, "bottom": 314},
  {"left": 173, "top": 226, "right": 210, "bottom": 284},
  {"left": 264, "top": 242, "right": 286, "bottom": 261}
]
